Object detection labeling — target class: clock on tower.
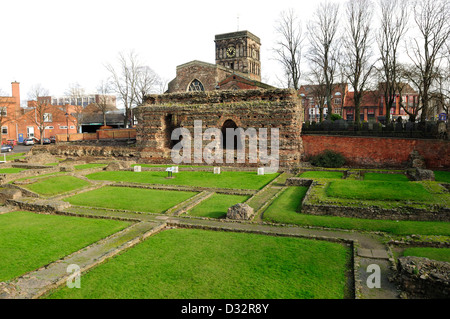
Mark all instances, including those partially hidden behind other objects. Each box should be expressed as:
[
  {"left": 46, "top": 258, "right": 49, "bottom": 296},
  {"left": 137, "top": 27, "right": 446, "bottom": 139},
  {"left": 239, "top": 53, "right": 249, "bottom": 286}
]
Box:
[{"left": 214, "top": 30, "right": 261, "bottom": 82}]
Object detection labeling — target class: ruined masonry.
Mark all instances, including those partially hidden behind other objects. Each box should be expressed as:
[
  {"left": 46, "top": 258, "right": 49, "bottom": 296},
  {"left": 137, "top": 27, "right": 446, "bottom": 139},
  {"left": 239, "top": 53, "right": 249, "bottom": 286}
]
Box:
[{"left": 135, "top": 89, "right": 304, "bottom": 168}]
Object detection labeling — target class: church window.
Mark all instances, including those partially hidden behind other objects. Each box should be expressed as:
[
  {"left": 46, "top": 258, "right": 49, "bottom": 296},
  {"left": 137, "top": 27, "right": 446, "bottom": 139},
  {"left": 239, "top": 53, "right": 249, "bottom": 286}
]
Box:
[{"left": 188, "top": 79, "right": 205, "bottom": 92}]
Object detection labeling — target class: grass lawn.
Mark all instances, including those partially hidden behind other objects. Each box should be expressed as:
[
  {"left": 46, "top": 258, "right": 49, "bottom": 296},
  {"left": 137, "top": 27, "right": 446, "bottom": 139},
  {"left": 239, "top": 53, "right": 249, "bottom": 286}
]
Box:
[
  {"left": 132, "top": 164, "right": 213, "bottom": 168},
  {"left": 434, "top": 171, "right": 450, "bottom": 183},
  {"left": 24, "top": 175, "right": 91, "bottom": 196},
  {"left": 45, "top": 228, "right": 350, "bottom": 299},
  {"left": 400, "top": 247, "right": 450, "bottom": 263},
  {"left": 86, "top": 171, "right": 278, "bottom": 190},
  {"left": 263, "top": 187, "right": 450, "bottom": 236},
  {"left": 74, "top": 163, "right": 108, "bottom": 170},
  {"left": 0, "top": 211, "right": 130, "bottom": 282},
  {"left": 364, "top": 173, "right": 409, "bottom": 182},
  {"left": 0, "top": 167, "right": 27, "bottom": 174},
  {"left": 298, "top": 171, "right": 343, "bottom": 179},
  {"left": 188, "top": 194, "right": 250, "bottom": 219},
  {"left": 326, "top": 180, "right": 434, "bottom": 201},
  {"left": 5, "top": 152, "right": 26, "bottom": 161},
  {"left": 64, "top": 186, "right": 197, "bottom": 214}
]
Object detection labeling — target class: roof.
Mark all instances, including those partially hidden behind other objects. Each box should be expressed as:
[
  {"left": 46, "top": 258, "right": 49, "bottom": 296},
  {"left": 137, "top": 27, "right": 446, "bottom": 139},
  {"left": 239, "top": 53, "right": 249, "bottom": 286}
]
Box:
[
  {"left": 344, "top": 91, "right": 380, "bottom": 108},
  {"left": 81, "top": 112, "right": 125, "bottom": 125},
  {"left": 218, "top": 73, "right": 274, "bottom": 90},
  {"left": 214, "top": 30, "right": 260, "bottom": 43}
]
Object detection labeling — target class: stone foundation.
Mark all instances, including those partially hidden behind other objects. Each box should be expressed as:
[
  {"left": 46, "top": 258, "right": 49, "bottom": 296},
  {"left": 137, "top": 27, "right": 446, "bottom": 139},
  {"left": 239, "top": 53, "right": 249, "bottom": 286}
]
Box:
[{"left": 396, "top": 256, "right": 450, "bottom": 299}]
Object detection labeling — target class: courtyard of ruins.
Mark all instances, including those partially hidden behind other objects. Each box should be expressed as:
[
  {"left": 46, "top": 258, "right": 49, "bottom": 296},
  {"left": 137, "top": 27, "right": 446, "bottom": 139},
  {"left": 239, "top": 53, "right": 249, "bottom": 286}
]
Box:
[{"left": 0, "top": 150, "right": 448, "bottom": 299}]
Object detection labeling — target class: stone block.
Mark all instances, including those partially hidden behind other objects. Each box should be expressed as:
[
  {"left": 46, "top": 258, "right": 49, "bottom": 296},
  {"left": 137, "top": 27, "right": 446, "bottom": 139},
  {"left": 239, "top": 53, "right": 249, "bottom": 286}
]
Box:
[{"left": 227, "top": 203, "right": 254, "bottom": 220}]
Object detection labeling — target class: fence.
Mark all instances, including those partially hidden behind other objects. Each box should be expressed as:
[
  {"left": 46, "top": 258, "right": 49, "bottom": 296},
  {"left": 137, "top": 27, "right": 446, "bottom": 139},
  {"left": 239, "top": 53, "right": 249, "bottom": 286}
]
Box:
[
  {"left": 56, "top": 128, "right": 136, "bottom": 142},
  {"left": 302, "top": 119, "right": 448, "bottom": 139}
]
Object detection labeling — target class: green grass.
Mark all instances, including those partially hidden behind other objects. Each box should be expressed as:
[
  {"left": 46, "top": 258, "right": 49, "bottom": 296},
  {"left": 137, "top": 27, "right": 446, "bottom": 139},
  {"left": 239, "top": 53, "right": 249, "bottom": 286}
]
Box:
[
  {"left": 5, "top": 152, "right": 26, "bottom": 161},
  {"left": 263, "top": 187, "right": 450, "bottom": 236},
  {"left": 434, "top": 171, "right": 450, "bottom": 183},
  {"left": 299, "top": 171, "right": 344, "bottom": 179},
  {"left": 86, "top": 171, "right": 278, "bottom": 190},
  {"left": 188, "top": 194, "right": 250, "bottom": 219},
  {"left": 326, "top": 180, "right": 434, "bottom": 201},
  {"left": 0, "top": 168, "right": 26, "bottom": 174},
  {"left": 131, "top": 164, "right": 213, "bottom": 168},
  {"left": 74, "top": 163, "right": 108, "bottom": 170},
  {"left": 0, "top": 211, "right": 130, "bottom": 282},
  {"left": 401, "top": 247, "right": 450, "bottom": 263},
  {"left": 45, "top": 228, "right": 350, "bottom": 299},
  {"left": 64, "top": 186, "right": 197, "bottom": 214},
  {"left": 24, "top": 175, "right": 91, "bottom": 196},
  {"left": 364, "top": 173, "right": 410, "bottom": 182}
]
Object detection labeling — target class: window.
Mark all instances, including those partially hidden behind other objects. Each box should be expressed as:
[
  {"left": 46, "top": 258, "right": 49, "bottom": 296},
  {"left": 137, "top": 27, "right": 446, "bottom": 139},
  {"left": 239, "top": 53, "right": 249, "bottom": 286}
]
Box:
[
  {"left": 188, "top": 79, "right": 205, "bottom": 92},
  {"left": 334, "top": 98, "right": 342, "bottom": 105},
  {"left": 43, "top": 113, "right": 52, "bottom": 122},
  {"left": 60, "top": 126, "right": 68, "bottom": 129},
  {"left": 70, "top": 126, "right": 75, "bottom": 129},
  {"left": 0, "top": 107, "right": 7, "bottom": 117},
  {"left": 45, "top": 126, "right": 54, "bottom": 130},
  {"left": 1, "top": 126, "right": 7, "bottom": 135}
]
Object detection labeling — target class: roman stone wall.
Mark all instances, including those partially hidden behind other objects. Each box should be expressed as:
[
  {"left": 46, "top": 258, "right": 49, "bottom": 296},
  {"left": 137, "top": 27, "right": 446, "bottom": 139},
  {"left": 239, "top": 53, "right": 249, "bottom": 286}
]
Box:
[
  {"left": 136, "top": 89, "right": 303, "bottom": 168},
  {"left": 302, "top": 135, "right": 450, "bottom": 169}
]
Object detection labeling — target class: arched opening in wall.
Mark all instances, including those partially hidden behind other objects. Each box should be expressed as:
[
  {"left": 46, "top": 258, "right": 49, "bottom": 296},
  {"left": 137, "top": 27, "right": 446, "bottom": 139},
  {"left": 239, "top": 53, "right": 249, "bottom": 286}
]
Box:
[
  {"left": 164, "top": 114, "right": 181, "bottom": 149},
  {"left": 221, "top": 119, "right": 242, "bottom": 150},
  {"left": 188, "top": 79, "right": 205, "bottom": 92}
]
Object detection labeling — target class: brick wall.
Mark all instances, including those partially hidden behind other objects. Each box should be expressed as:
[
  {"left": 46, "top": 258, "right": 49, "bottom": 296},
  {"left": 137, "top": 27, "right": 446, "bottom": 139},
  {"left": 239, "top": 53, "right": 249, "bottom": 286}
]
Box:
[{"left": 302, "top": 135, "right": 450, "bottom": 169}]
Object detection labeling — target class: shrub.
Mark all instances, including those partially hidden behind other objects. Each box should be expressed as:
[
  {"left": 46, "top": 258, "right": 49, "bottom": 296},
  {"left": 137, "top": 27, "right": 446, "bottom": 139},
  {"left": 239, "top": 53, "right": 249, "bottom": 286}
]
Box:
[
  {"left": 330, "top": 113, "right": 343, "bottom": 121},
  {"left": 310, "top": 150, "right": 346, "bottom": 168}
]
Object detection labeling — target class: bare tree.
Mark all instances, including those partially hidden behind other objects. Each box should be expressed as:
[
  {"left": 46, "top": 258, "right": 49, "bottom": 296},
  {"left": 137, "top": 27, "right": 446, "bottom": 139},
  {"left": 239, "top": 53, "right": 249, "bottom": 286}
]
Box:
[
  {"left": 305, "top": 66, "right": 328, "bottom": 122},
  {"left": 93, "top": 80, "right": 114, "bottom": 127},
  {"left": 306, "top": 1, "right": 341, "bottom": 118},
  {"left": 274, "top": 9, "right": 304, "bottom": 90},
  {"left": 106, "top": 51, "right": 162, "bottom": 127},
  {"left": 65, "top": 83, "right": 85, "bottom": 133},
  {"left": 342, "top": 0, "right": 376, "bottom": 127},
  {"left": 376, "top": 0, "right": 409, "bottom": 123},
  {"left": 406, "top": 0, "right": 450, "bottom": 123},
  {"left": 27, "top": 84, "right": 51, "bottom": 145}
]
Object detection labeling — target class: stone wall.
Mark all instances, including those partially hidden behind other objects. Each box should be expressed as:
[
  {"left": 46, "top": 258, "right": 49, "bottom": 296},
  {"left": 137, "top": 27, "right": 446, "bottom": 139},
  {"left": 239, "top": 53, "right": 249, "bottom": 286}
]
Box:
[
  {"left": 302, "top": 135, "right": 450, "bottom": 169},
  {"left": 137, "top": 89, "right": 304, "bottom": 167},
  {"left": 396, "top": 256, "right": 450, "bottom": 299}
]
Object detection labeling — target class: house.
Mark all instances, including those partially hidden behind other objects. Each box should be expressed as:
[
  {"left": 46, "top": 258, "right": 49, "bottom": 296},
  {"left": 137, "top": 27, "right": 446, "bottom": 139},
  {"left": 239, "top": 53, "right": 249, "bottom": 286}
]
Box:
[{"left": 298, "top": 83, "right": 348, "bottom": 122}]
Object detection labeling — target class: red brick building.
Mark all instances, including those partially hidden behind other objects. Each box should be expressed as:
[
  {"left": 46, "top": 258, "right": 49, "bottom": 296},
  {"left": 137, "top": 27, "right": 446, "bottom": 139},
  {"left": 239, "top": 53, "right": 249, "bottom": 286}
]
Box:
[
  {"left": 299, "top": 83, "right": 348, "bottom": 122},
  {"left": 343, "top": 84, "right": 420, "bottom": 122},
  {"left": 0, "top": 82, "right": 77, "bottom": 143}
]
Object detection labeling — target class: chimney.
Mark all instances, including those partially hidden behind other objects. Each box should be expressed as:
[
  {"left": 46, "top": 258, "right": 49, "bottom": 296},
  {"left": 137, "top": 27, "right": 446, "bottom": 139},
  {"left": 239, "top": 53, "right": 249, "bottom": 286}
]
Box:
[{"left": 11, "top": 81, "right": 20, "bottom": 118}]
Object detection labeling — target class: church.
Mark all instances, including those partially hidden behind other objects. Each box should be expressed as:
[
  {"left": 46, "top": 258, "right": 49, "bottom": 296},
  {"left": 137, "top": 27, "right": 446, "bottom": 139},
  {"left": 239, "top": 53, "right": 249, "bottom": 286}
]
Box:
[{"left": 166, "top": 30, "right": 274, "bottom": 93}]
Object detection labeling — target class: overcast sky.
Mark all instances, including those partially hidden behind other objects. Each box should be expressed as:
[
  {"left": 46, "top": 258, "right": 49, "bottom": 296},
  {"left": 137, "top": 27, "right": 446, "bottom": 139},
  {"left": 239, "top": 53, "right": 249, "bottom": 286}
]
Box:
[{"left": 1, "top": 0, "right": 354, "bottom": 104}]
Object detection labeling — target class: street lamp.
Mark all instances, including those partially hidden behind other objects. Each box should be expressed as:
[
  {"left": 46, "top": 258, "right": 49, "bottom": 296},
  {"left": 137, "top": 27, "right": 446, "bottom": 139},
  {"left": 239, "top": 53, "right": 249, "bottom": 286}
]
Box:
[{"left": 65, "top": 112, "right": 69, "bottom": 142}]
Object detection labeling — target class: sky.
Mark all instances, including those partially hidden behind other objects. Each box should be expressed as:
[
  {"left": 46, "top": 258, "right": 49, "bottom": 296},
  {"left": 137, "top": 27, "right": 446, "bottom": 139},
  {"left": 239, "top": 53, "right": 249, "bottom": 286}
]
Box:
[{"left": 1, "top": 0, "right": 353, "bottom": 105}]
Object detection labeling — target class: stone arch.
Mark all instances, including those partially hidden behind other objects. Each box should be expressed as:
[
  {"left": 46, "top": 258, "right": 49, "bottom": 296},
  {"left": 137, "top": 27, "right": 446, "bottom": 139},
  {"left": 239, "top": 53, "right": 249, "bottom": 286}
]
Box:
[{"left": 221, "top": 119, "right": 242, "bottom": 150}]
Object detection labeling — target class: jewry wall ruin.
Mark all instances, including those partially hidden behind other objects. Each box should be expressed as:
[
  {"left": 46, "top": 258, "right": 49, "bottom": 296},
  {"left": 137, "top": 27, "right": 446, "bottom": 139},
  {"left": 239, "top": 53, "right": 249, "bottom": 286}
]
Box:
[{"left": 135, "top": 89, "right": 304, "bottom": 168}]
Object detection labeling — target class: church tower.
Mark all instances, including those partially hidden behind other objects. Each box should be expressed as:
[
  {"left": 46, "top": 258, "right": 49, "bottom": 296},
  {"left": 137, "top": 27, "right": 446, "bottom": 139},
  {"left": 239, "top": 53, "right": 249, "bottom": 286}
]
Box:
[{"left": 214, "top": 31, "right": 261, "bottom": 82}]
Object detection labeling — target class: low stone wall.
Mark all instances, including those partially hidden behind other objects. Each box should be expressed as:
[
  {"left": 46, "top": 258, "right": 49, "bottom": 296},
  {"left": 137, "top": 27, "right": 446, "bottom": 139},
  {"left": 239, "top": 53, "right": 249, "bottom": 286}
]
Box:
[
  {"left": 6, "top": 198, "right": 71, "bottom": 213},
  {"left": 302, "top": 202, "right": 450, "bottom": 222},
  {"left": 285, "top": 177, "right": 313, "bottom": 187},
  {"left": 396, "top": 256, "right": 450, "bottom": 299}
]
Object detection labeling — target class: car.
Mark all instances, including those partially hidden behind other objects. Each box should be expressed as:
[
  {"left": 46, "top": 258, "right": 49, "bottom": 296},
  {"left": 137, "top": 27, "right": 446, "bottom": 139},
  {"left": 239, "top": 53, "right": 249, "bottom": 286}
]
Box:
[
  {"left": 41, "top": 138, "right": 51, "bottom": 144},
  {"left": 23, "top": 138, "right": 35, "bottom": 146},
  {"left": 1, "top": 144, "right": 13, "bottom": 152},
  {"left": 6, "top": 139, "right": 17, "bottom": 146},
  {"left": 49, "top": 136, "right": 56, "bottom": 143}
]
